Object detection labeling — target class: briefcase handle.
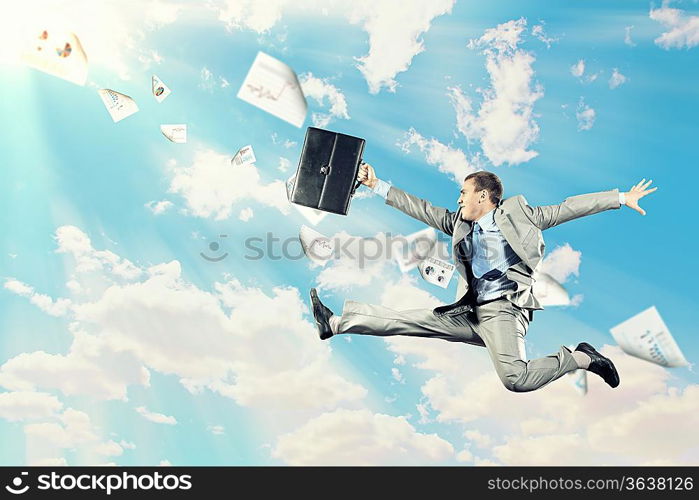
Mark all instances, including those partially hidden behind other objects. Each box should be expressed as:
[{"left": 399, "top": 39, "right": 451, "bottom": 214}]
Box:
[{"left": 351, "top": 160, "right": 365, "bottom": 196}]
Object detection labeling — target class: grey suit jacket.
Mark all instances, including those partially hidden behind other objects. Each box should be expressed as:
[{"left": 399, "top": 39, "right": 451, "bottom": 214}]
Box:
[{"left": 385, "top": 186, "right": 622, "bottom": 316}]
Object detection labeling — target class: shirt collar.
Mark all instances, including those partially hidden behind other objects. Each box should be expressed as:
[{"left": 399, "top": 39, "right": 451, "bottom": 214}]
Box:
[{"left": 474, "top": 208, "right": 497, "bottom": 231}]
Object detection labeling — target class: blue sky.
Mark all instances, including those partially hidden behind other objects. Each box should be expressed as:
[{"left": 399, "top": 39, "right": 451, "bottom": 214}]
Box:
[{"left": 0, "top": 0, "right": 698, "bottom": 466}]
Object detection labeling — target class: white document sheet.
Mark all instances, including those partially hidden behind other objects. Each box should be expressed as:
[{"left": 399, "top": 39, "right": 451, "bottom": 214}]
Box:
[
  {"left": 21, "top": 28, "right": 88, "bottom": 86},
  {"left": 610, "top": 306, "right": 689, "bottom": 368},
  {"left": 161, "top": 124, "right": 187, "bottom": 143},
  {"left": 152, "top": 74, "right": 171, "bottom": 103},
  {"left": 237, "top": 51, "right": 307, "bottom": 127},
  {"left": 98, "top": 89, "right": 139, "bottom": 122},
  {"left": 299, "top": 225, "right": 334, "bottom": 267},
  {"left": 418, "top": 256, "right": 455, "bottom": 289},
  {"left": 232, "top": 145, "right": 257, "bottom": 167}
]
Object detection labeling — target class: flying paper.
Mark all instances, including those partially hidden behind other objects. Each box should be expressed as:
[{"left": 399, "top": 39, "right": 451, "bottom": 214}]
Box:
[
  {"left": 299, "top": 225, "right": 334, "bottom": 267},
  {"left": 161, "top": 124, "right": 187, "bottom": 143},
  {"left": 532, "top": 270, "right": 571, "bottom": 306},
  {"left": 237, "top": 51, "right": 307, "bottom": 127},
  {"left": 98, "top": 89, "right": 139, "bottom": 122},
  {"left": 152, "top": 74, "right": 171, "bottom": 103},
  {"left": 392, "top": 228, "right": 437, "bottom": 273},
  {"left": 286, "top": 174, "right": 327, "bottom": 225},
  {"left": 21, "top": 28, "right": 88, "bottom": 86},
  {"left": 418, "top": 257, "right": 455, "bottom": 289},
  {"left": 232, "top": 145, "right": 256, "bottom": 167},
  {"left": 610, "top": 306, "right": 689, "bottom": 367}
]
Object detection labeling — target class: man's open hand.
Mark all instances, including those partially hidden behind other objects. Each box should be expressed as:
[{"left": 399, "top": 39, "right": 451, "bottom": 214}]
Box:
[
  {"left": 357, "top": 162, "right": 378, "bottom": 189},
  {"left": 624, "top": 178, "right": 658, "bottom": 216}
]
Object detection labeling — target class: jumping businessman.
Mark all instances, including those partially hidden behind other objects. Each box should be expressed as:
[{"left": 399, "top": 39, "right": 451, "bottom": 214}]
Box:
[{"left": 310, "top": 164, "right": 657, "bottom": 393}]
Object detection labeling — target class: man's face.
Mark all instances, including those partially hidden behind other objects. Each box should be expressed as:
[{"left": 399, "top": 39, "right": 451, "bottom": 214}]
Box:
[{"left": 458, "top": 179, "right": 487, "bottom": 221}]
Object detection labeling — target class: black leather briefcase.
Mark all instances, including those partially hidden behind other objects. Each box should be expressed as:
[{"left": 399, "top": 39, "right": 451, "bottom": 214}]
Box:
[{"left": 290, "top": 127, "right": 365, "bottom": 215}]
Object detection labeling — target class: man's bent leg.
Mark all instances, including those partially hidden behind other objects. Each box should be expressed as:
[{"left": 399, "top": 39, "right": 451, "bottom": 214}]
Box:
[
  {"left": 337, "top": 300, "right": 485, "bottom": 345},
  {"left": 475, "top": 299, "right": 578, "bottom": 392}
]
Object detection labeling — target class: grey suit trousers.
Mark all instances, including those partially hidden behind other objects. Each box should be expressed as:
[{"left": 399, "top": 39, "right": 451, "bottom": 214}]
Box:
[{"left": 337, "top": 298, "right": 578, "bottom": 393}]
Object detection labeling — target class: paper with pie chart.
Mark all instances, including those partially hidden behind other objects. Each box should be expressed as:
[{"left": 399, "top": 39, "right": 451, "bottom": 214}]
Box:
[
  {"left": 152, "top": 74, "right": 171, "bottom": 103},
  {"left": 418, "top": 256, "right": 455, "bottom": 289},
  {"left": 610, "top": 306, "right": 689, "bottom": 367},
  {"left": 21, "top": 28, "right": 88, "bottom": 86},
  {"left": 237, "top": 51, "right": 307, "bottom": 127},
  {"left": 98, "top": 89, "right": 139, "bottom": 122},
  {"left": 161, "top": 124, "right": 187, "bottom": 143}
]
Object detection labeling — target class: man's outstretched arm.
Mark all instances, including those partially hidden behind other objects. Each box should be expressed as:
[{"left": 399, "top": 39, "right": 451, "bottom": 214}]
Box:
[
  {"left": 522, "top": 179, "right": 658, "bottom": 230},
  {"left": 357, "top": 163, "right": 457, "bottom": 236}
]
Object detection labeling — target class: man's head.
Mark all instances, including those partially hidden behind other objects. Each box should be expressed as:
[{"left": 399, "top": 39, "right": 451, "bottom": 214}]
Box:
[{"left": 458, "top": 171, "right": 503, "bottom": 221}]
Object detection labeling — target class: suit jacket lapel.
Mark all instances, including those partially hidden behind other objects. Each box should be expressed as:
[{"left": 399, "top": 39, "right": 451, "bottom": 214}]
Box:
[{"left": 494, "top": 205, "right": 531, "bottom": 270}]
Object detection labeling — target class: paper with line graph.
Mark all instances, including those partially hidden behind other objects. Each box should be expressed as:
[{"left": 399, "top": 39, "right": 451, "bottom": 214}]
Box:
[
  {"left": 237, "top": 51, "right": 307, "bottom": 127},
  {"left": 610, "top": 306, "right": 689, "bottom": 367}
]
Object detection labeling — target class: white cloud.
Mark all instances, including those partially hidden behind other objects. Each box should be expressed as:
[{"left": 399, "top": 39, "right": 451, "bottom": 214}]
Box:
[
  {"left": 386, "top": 323, "right": 699, "bottom": 466},
  {"left": 167, "top": 148, "right": 290, "bottom": 220},
  {"left": 208, "top": 424, "right": 225, "bottom": 435},
  {"left": 4, "top": 278, "right": 72, "bottom": 317},
  {"left": 453, "top": 18, "right": 543, "bottom": 166},
  {"left": 0, "top": 391, "right": 63, "bottom": 422},
  {"left": 214, "top": 0, "right": 454, "bottom": 93},
  {"left": 5, "top": 226, "right": 367, "bottom": 411},
  {"left": 391, "top": 367, "right": 405, "bottom": 384},
  {"left": 465, "top": 429, "right": 493, "bottom": 448},
  {"left": 570, "top": 59, "right": 600, "bottom": 84},
  {"left": 120, "top": 440, "right": 136, "bottom": 450},
  {"left": 609, "top": 68, "right": 627, "bottom": 89},
  {"left": 199, "top": 66, "right": 230, "bottom": 92},
  {"left": 24, "top": 408, "right": 122, "bottom": 466},
  {"left": 315, "top": 231, "right": 394, "bottom": 292},
  {"left": 570, "top": 59, "right": 585, "bottom": 78},
  {"left": 159, "top": 459, "right": 172, "bottom": 466},
  {"left": 540, "top": 243, "right": 581, "bottom": 284},
  {"left": 272, "top": 408, "right": 454, "bottom": 465},
  {"left": 271, "top": 133, "right": 297, "bottom": 149},
  {"left": 145, "top": 200, "right": 173, "bottom": 215},
  {"left": 398, "top": 128, "right": 476, "bottom": 184},
  {"left": 299, "top": 73, "right": 350, "bottom": 128},
  {"left": 347, "top": 0, "right": 455, "bottom": 93},
  {"left": 650, "top": 6, "right": 699, "bottom": 49},
  {"left": 93, "top": 440, "right": 124, "bottom": 457},
  {"left": 576, "top": 97, "right": 595, "bottom": 131},
  {"left": 278, "top": 157, "right": 291, "bottom": 172},
  {"left": 136, "top": 406, "right": 177, "bottom": 425},
  {"left": 531, "top": 22, "right": 558, "bottom": 48},
  {"left": 238, "top": 207, "right": 254, "bottom": 221},
  {"left": 55, "top": 225, "right": 142, "bottom": 280},
  {"left": 624, "top": 25, "right": 636, "bottom": 47},
  {"left": 0, "top": 327, "right": 150, "bottom": 401}
]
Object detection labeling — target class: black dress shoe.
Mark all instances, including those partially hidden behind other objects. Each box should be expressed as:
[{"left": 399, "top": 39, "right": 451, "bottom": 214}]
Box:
[
  {"left": 310, "top": 288, "right": 334, "bottom": 340},
  {"left": 575, "top": 342, "right": 620, "bottom": 388}
]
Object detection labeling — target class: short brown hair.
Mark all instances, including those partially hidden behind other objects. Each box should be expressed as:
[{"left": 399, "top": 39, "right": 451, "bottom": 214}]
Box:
[{"left": 464, "top": 171, "right": 503, "bottom": 205}]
